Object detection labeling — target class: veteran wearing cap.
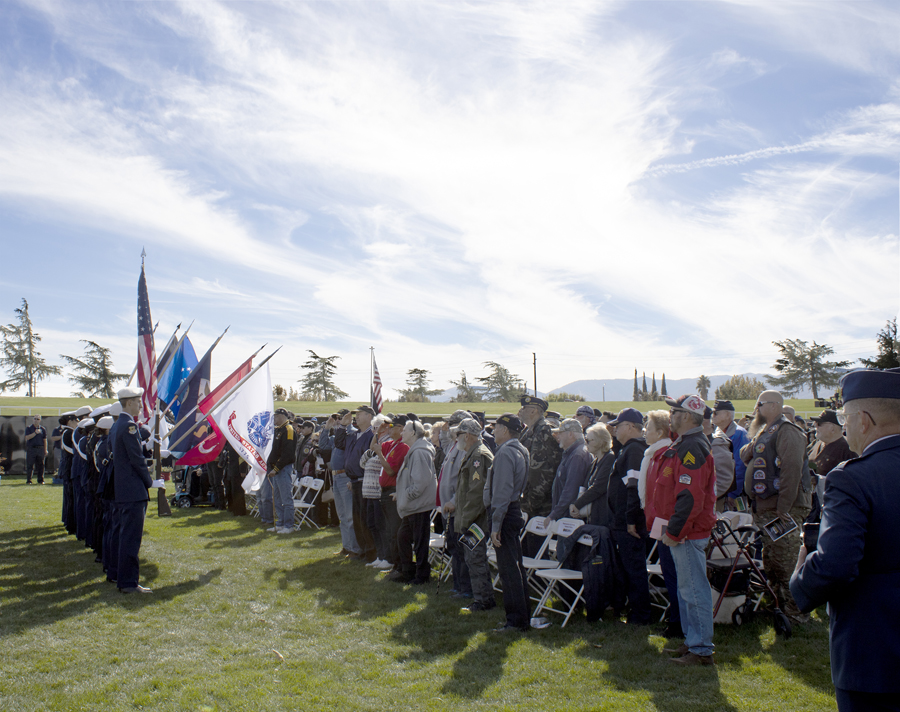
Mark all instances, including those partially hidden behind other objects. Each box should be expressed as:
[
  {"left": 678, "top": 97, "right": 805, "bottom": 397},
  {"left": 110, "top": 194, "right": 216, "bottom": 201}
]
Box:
[
  {"left": 791, "top": 369, "right": 900, "bottom": 711},
  {"left": 546, "top": 419, "right": 592, "bottom": 526},
  {"left": 711, "top": 400, "right": 750, "bottom": 506},
  {"left": 740, "top": 389, "right": 810, "bottom": 621},
  {"left": 261, "top": 407, "right": 296, "bottom": 535},
  {"left": 517, "top": 396, "right": 562, "bottom": 555},
  {"left": 484, "top": 414, "right": 531, "bottom": 632},
  {"left": 110, "top": 387, "right": 159, "bottom": 594}
]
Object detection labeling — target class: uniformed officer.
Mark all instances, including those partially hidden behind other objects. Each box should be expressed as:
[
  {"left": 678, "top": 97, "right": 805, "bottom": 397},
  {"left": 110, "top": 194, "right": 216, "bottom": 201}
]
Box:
[
  {"left": 740, "top": 390, "right": 810, "bottom": 621},
  {"left": 24, "top": 415, "right": 48, "bottom": 484},
  {"left": 58, "top": 412, "right": 78, "bottom": 532},
  {"left": 454, "top": 418, "right": 495, "bottom": 613},
  {"left": 71, "top": 418, "right": 95, "bottom": 541},
  {"left": 790, "top": 369, "right": 900, "bottom": 711},
  {"left": 517, "top": 395, "right": 562, "bottom": 555},
  {"left": 111, "top": 387, "right": 160, "bottom": 594},
  {"left": 484, "top": 414, "right": 531, "bottom": 633}
]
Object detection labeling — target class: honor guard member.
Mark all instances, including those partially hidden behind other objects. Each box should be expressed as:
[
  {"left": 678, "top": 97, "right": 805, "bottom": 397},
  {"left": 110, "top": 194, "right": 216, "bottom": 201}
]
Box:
[
  {"left": 94, "top": 415, "right": 119, "bottom": 583},
  {"left": 24, "top": 415, "right": 48, "bottom": 484},
  {"left": 485, "top": 414, "right": 531, "bottom": 632},
  {"left": 58, "top": 412, "right": 78, "bottom": 533},
  {"left": 72, "top": 418, "right": 95, "bottom": 542},
  {"left": 454, "top": 418, "right": 496, "bottom": 613},
  {"left": 517, "top": 396, "right": 562, "bottom": 555},
  {"left": 740, "top": 390, "right": 810, "bottom": 621},
  {"left": 90, "top": 416, "right": 114, "bottom": 565},
  {"left": 112, "top": 387, "right": 160, "bottom": 594},
  {"left": 791, "top": 369, "right": 900, "bottom": 712}
]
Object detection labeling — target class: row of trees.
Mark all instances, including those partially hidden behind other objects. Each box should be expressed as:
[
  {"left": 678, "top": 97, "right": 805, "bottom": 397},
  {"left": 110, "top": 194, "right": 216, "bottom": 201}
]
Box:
[
  {"left": 0, "top": 299, "right": 127, "bottom": 397},
  {"left": 633, "top": 371, "right": 668, "bottom": 401}
]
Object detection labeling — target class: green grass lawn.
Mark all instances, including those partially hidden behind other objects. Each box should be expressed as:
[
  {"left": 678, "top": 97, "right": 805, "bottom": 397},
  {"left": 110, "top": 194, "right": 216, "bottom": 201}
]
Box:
[
  {"left": 0, "top": 481, "right": 835, "bottom": 711},
  {"left": 1, "top": 396, "right": 821, "bottom": 420}
]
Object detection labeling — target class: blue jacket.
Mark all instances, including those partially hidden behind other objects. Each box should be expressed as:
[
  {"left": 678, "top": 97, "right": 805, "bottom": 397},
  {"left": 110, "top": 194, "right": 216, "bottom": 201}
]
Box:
[
  {"left": 550, "top": 441, "right": 592, "bottom": 521},
  {"left": 724, "top": 421, "right": 749, "bottom": 498},
  {"left": 112, "top": 413, "right": 153, "bottom": 503},
  {"left": 790, "top": 434, "right": 900, "bottom": 693}
]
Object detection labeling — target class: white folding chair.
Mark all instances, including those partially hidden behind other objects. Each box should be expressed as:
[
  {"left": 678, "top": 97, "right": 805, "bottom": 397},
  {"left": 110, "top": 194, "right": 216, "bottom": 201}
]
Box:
[
  {"left": 245, "top": 472, "right": 262, "bottom": 518},
  {"left": 646, "top": 539, "right": 670, "bottom": 622},
  {"left": 293, "top": 477, "right": 324, "bottom": 530},
  {"left": 532, "top": 531, "right": 594, "bottom": 627},
  {"left": 522, "top": 517, "right": 583, "bottom": 602}
]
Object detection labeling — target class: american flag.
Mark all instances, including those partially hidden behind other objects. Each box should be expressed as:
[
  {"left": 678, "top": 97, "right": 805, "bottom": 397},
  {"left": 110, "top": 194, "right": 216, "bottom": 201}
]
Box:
[
  {"left": 137, "top": 265, "right": 158, "bottom": 423},
  {"left": 371, "top": 356, "right": 383, "bottom": 414}
]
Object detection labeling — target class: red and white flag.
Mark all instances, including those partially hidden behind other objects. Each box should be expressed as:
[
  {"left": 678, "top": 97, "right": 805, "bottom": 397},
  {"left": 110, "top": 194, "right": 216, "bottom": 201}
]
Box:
[
  {"left": 137, "top": 264, "right": 157, "bottom": 423},
  {"left": 176, "top": 355, "right": 254, "bottom": 466},
  {"left": 208, "top": 362, "right": 273, "bottom": 480},
  {"left": 372, "top": 356, "right": 384, "bottom": 414}
]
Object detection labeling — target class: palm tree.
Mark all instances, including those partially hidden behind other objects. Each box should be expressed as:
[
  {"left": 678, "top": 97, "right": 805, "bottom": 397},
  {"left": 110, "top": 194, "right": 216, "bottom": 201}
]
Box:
[{"left": 696, "top": 375, "right": 711, "bottom": 401}]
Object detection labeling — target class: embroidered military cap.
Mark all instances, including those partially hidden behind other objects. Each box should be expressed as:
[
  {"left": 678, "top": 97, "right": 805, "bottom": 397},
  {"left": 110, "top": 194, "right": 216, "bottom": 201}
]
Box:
[
  {"left": 810, "top": 410, "right": 840, "bottom": 426},
  {"left": 519, "top": 395, "right": 548, "bottom": 411},
  {"left": 357, "top": 405, "right": 376, "bottom": 416},
  {"left": 840, "top": 368, "right": 900, "bottom": 402},
  {"left": 274, "top": 408, "right": 293, "bottom": 419},
  {"left": 117, "top": 386, "right": 144, "bottom": 400},
  {"left": 551, "top": 418, "right": 583, "bottom": 434},
  {"left": 336, "top": 408, "right": 351, "bottom": 416},
  {"left": 576, "top": 405, "right": 595, "bottom": 418},
  {"left": 703, "top": 406, "right": 713, "bottom": 420},
  {"left": 665, "top": 394, "right": 707, "bottom": 417},
  {"left": 495, "top": 413, "right": 524, "bottom": 434},
  {"left": 448, "top": 409, "right": 470, "bottom": 425},
  {"left": 713, "top": 400, "right": 735, "bottom": 412},
  {"left": 457, "top": 418, "right": 482, "bottom": 436},
  {"left": 391, "top": 415, "right": 409, "bottom": 428},
  {"left": 97, "top": 416, "right": 114, "bottom": 430},
  {"left": 608, "top": 407, "right": 644, "bottom": 426}
]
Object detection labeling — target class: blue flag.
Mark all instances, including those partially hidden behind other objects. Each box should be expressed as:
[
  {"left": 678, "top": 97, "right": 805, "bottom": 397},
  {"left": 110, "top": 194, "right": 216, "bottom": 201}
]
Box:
[
  {"left": 167, "top": 353, "right": 212, "bottom": 457},
  {"left": 158, "top": 337, "right": 198, "bottom": 416}
]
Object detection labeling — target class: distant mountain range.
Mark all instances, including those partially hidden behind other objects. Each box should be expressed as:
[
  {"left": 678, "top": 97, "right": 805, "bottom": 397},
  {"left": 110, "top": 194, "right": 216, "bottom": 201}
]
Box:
[{"left": 431, "top": 373, "right": 816, "bottom": 403}]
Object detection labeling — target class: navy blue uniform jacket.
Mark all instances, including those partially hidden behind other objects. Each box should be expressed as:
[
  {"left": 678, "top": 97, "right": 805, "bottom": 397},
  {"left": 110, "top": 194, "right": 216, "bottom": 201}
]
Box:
[
  {"left": 111, "top": 413, "right": 153, "bottom": 504},
  {"left": 790, "top": 434, "right": 900, "bottom": 693}
]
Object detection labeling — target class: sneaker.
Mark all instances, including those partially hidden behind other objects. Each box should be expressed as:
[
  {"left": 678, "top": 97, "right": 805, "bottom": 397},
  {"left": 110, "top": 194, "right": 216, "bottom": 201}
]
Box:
[
  {"left": 276, "top": 527, "right": 292, "bottom": 534},
  {"left": 669, "top": 652, "right": 714, "bottom": 666},
  {"left": 373, "top": 559, "right": 393, "bottom": 570},
  {"left": 119, "top": 585, "right": 152, "bottom": 594}
]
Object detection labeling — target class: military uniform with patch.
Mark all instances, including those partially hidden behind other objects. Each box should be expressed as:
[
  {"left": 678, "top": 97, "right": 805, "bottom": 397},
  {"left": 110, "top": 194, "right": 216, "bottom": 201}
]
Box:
[
  {"left": 455, "top": 440, "right": 495, "bottom": 608},
  {"left": 519, "top": 417, "right": 562, "bottom": 518},
  {"left": 741, "top": 415, "right": 810, "bottom": 618},
  {"left": 111, "top": 410, "right": 153, "bottom": 592}
]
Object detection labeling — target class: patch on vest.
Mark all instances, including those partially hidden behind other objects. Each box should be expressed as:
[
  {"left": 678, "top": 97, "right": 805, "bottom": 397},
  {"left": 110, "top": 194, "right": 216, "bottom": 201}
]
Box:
[
  {"left": 662, "top": 466, "right": 673, "bottom": 477},
  {"left": 473, "top": 459, "right": 481, "bottom": 470},
  {"left": 678, "top": 474, "right": 692, "bottom": 485},
  {"left": 775, "top": 457, "right": 781, "bottom": 467},
  {"left": 773, "top": 477, "right": 780, "bottom": 491},
  {"left": 753, "top": 483, "right": 767, "bottom": 494},
  {"left": 767, "top": 424, "right": 778, "bottom": 434},
  {"left": 752, "top": 457, "right": 766, "bottom": 469},
  {"left": 473, "top": 471, "right": 481, "bottom": 481},
  {"left": 753, "top": 470, "right": 766, "bottom": 480},
  {"left": 754, "top": 444, "right": 765, "bottom": 454},
  {"left": 682, "top": 452, "right": 696, "bottom": 466}
]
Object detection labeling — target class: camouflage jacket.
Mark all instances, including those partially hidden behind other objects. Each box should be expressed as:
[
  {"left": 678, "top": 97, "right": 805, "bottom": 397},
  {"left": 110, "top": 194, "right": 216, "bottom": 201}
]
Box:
[
  {"left": 519, "top": 417, "right": 562, "bottom": 517},
  {"left": 455, "top": 442, "right": 493, "bottom": 532}
]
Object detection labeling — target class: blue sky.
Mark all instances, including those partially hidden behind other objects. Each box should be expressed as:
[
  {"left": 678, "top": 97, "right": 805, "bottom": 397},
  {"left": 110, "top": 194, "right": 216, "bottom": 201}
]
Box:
[{"left": 0, "top": 0, "right": 897, "bottom": 400}]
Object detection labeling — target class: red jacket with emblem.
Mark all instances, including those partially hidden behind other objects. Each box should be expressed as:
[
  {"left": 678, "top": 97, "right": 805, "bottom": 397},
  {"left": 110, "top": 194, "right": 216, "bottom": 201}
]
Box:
[{"left": 644, "top": 427, "right": 717, "bottom": 542}]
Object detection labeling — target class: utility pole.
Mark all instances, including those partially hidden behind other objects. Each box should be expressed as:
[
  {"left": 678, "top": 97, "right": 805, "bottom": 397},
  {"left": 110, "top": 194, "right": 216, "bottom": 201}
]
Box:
[
  {"left": 533, "top": 353, "right": 537, "bottom": 396},
  {"left": 603, "top": 384, "right": 605, "bottom": 402}
]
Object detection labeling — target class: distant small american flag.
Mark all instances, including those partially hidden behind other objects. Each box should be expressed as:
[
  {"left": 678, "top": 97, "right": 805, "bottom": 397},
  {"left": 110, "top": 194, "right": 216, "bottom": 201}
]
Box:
[
  {"left": 137, "top": 265, "right": 157, "bottom": 422},
  {"left": 372, "top": 357, "right": 383, "bottom": 414}
]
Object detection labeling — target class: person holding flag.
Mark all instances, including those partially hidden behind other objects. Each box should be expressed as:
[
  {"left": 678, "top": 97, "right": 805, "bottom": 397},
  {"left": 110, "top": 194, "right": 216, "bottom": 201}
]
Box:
[{"left": 263, "top": 408, "right": 296, "bottom": 534}]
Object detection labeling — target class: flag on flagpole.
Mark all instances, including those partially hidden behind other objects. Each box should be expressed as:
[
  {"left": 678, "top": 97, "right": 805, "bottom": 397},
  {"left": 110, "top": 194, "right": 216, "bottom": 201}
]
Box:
[
  {"left": 137, "top": 265, "right": 157, "bottom": 423},
  {"left": 157, "top": 336, "right": 198, "bottom": 413},
  {"left": 167, "top": 355, "right": 212, "bottom": 458},
  {"left": 175, "top": 355, "right": 254, "bottom": 466},
  {"left": 372, "top": 356, "right": 384, "bottom": 414},
  {"left": 208, "top": 362, "right": 274, "bottom": 479}
]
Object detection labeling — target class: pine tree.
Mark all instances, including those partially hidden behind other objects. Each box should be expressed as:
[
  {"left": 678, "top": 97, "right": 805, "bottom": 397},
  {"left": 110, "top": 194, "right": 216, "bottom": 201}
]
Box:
[
  {"left": 769, "top": 339, "right": 849, "bottom": 399},
  {"left": 398, "top": 368, "right": 443, "bottom": 402},
  {"left": 641, "top": 372, "right": 648, "bottom": 400},
  {"left": 476, "top": 362, "right": 524, "bottom": 402},
  {"left": 61, "top": 340, "right": 128, "bottom": 398},
  {"left": 449, "top": 370, "right": 481, "bottom": 402},
  {"left": 661, "top": 373, "right": 667, "bottom": 397},
  {"left": 650, "top": 372, "right": 658, "bottom": 401},
  {"left": 633, "top": 369, "right": 640, "bottom": 402},
  {"left": 0, "top": 298, "right": 62, "bottom": 396},
  {"left": 859, "top": 318, "right": 899, "bottom": 369},
  {"left": 298, "top": 350, "right": 349, "bottom": 401}
]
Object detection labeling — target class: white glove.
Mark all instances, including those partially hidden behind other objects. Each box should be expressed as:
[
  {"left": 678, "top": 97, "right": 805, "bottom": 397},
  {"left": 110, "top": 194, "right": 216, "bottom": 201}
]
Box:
[{"left": 151, "top": 479, "right": 165, "bottom": 489}]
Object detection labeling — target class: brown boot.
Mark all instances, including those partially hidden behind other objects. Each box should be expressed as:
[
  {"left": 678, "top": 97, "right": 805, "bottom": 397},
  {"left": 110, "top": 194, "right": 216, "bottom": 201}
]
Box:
[{"left": 670, "top": 651, "right": 715, "bottom": 666}]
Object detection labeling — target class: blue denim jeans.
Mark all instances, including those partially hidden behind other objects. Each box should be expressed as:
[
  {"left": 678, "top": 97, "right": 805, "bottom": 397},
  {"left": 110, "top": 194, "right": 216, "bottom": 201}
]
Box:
[
  {"left": 333, "top": 471, "right": 360, "bottom": 553},
  {"left": 670, "top": 537, "right": 714, "bottom": 656},
  {"left": 259, "top": 466, "right": 294, "bottom": 529}
]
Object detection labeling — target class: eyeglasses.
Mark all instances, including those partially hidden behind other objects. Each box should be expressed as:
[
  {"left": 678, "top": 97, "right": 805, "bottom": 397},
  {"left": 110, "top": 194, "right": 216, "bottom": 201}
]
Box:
[{"left": 836, "top": 409, "right": 877, "bottom": 427}]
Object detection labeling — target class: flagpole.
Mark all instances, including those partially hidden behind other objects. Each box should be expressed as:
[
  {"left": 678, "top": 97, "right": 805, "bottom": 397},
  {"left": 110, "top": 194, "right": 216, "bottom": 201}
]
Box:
[
  {"left": 167, "top": 346, "right": 281, "bottom": 452},
  {"left": 370, "top": 347, "right": 374, "bottom": 408}
]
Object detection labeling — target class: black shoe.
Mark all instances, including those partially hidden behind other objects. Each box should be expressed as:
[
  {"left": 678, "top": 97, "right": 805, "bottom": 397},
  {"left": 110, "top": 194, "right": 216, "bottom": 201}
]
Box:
[
  {"left": 26, "top": 481, "right": 33, "bottom": 485},
  {"left": 464, "top": 600, "right": 497, "bottom": 613},
  {"left": 119, "top": 585, "right": 152, "bottom": 594},
  {"left": 493, "top": 622, "right": 529, "bottom": 633},
  {"left": 410, "top": 577, "right": 430, "bottom": 586},
  {"left": 106, "top": 577, "right": 117, "bottom": 584}
]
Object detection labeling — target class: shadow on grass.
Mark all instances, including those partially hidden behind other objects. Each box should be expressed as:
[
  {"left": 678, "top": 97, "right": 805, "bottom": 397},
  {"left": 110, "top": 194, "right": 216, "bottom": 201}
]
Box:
[{"left": 0, "top": 526, "right": 222, "bottom": 636}]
